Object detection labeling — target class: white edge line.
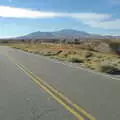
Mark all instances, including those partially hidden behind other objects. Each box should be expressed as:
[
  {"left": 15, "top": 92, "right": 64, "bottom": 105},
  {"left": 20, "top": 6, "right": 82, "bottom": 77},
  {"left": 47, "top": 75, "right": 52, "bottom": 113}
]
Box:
[
  {"left": 53, "top": 60, "right": 120, "bottom": 81},
  {"left": 12, "top": 47, "right": 120, "bottom": 81},
  {"left": 36, "top": 55, "right": 120, "bottom": 81}
]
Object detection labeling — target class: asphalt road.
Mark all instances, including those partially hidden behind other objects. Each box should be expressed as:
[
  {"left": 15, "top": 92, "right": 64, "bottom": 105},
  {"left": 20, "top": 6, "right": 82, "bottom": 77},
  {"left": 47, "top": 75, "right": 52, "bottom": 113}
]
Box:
[
  {"left": 0, "top": 46, "right": 120, "bottom": 120},
  {"left": 0, "top": 47, "right": 76, "bottom": 120}
]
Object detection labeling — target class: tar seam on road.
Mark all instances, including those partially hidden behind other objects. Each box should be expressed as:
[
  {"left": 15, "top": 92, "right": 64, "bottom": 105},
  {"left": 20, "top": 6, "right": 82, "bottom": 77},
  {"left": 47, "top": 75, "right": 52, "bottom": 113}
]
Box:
[{"left": 5, "top": 54, "right": 96, "bottom": 120}]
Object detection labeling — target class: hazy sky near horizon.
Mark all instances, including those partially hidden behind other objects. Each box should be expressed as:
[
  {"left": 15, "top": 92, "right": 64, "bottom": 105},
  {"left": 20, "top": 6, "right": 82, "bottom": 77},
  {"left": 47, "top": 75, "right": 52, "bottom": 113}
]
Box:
[{"left": 0, "top": 0, "right": 120, "bottom": 37}]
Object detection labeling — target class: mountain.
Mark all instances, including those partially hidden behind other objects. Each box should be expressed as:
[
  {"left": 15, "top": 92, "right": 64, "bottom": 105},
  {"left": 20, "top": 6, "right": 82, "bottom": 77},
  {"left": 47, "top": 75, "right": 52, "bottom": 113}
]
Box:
[
  {"left": 18, "top": 29, "right": 120, "bottom": 40},
  {"left": 19, "top": 29, "right": 93, "bottom": 39},
  {"left": 53, "top": 29, "right": 90, "bottom": 38},
  {"left": 20, "top": 31, "right": 54, "bottom": 39}
]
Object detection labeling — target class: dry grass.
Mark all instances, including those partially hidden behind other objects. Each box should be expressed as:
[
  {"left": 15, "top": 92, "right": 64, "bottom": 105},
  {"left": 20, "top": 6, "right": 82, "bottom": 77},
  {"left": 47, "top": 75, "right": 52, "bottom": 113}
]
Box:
[{"left": 8, "top": 43, "right": 120, "bottom": 73}]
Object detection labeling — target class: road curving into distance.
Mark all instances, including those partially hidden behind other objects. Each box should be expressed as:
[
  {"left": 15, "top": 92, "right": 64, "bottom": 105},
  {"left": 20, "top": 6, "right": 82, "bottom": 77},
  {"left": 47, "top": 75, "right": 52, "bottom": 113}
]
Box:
[{"left": 0, "top": 46, "right": 120, "bottom": 120}]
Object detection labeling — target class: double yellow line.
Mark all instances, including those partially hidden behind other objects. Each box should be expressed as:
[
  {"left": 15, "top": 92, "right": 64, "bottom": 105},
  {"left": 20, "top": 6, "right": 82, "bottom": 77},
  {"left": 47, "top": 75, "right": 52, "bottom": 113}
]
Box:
[{"left": 6, "top": 55, "right": 96, "bottom": 120}]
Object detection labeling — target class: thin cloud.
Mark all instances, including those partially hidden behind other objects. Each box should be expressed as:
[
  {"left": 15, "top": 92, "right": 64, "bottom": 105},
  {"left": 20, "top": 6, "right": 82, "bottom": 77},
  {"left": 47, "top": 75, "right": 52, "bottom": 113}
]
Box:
[
  {"left": 69, "top": 13, "right": 110, "bottom": 21},
  {"left": 0, "top": 6, "right": 109, "bottom": 20},
  {"left": 1, "top": 6, "right": 118, "bottom": 30},
  {"left": 0, "top": 6, "right": 57, "bottom": 18},
  {"left": 84, "top": 19, "right": 120, "bottom": 29}
]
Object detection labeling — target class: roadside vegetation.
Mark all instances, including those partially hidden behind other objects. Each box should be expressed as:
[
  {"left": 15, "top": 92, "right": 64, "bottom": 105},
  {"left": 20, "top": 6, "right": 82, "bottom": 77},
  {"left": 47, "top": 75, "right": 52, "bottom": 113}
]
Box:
[{"left": 5, "top": 39, "right": 120, "bottom": 74}]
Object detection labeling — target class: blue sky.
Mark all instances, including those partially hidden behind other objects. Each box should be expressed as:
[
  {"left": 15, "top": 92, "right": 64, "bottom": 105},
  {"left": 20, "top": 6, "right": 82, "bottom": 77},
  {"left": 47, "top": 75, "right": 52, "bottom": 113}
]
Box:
[{"left": 0, "top": 0, "right": 120, "bottom": 38}]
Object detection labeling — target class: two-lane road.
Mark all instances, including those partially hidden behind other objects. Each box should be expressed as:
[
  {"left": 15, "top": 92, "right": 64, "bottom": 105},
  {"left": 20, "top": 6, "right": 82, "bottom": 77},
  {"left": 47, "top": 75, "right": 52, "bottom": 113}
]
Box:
[
  {"left": 0, "top": 48, "right": 77, "bottom": 120},
  {"left": 0, "top": 46, "right": 120, "bottom": 120}
]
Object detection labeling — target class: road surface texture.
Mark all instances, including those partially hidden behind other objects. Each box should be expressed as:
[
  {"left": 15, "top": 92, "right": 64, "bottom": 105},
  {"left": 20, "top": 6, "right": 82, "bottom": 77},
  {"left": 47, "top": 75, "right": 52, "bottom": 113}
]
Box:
[
  {"left": 0, "top": 47, "right": 77, "bottom": 120},
  {"left": 0, "top": 46, "right": 120, "bottom": 120}
]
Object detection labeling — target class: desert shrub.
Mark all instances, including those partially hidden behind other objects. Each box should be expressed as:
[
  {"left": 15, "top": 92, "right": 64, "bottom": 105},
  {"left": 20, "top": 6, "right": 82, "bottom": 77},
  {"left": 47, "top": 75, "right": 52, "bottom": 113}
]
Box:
[
  {"left": 69, "top": 56, "right": 84, "bottom": 63},
  {"left": 84, "top": 52, "right": 93, "bottom": 58},
  {"left": 117, "top": 56, "right": 120, "bottom": 59},
  {"left": 99, "top": 65, "right": 119, "bottom": 73},
  {"left": 41, "top": 52, "right": 53, "bottom": 56},
  {"left": 86, "top": 58, "right": 91, "bottom": 62},
  {"left": 97, "top": 55, "right": 102, "bottom": 58},
  {"left": 34, "top": 51, "right": 40, "bottom": 54},
  {"left": 40, "top": 50, "right": 62, "bottom": 56},
  {"left": 0, "top": 40, "right": 9, "bottom": 43},
  {"left": 55, "top": 50, "right": 63, "bottom": 55}
]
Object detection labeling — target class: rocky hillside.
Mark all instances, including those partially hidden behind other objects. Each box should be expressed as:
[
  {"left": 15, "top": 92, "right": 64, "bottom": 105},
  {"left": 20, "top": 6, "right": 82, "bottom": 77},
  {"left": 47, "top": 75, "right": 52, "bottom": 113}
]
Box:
[{"left": 79, "top": 40, "right": 120, "bottom": 54}]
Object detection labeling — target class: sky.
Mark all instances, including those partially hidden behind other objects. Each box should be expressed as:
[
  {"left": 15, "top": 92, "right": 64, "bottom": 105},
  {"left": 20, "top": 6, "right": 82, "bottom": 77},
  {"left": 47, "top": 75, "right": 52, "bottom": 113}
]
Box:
[{"left": 0, "top": 0, "right": 120, "bottom": 38}]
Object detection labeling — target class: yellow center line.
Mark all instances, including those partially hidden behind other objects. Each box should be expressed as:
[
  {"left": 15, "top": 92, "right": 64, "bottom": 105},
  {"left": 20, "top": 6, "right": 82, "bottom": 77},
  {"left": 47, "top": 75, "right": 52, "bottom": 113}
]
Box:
[
  {"left": 5, "top": 54, "right": 96, "bottom": 120},
  {"left": 16, "top": 63, "right": 84, "bottom": 120},
  {"left": 19, "top": 63, "right": 96, "bottom": 120}
]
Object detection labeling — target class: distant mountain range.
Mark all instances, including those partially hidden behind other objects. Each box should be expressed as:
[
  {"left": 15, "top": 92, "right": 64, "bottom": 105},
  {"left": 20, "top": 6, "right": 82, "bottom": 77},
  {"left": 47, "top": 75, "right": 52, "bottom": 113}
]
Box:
[{"left": 18, "top": 29, "right": 119, "bottom": 39}]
